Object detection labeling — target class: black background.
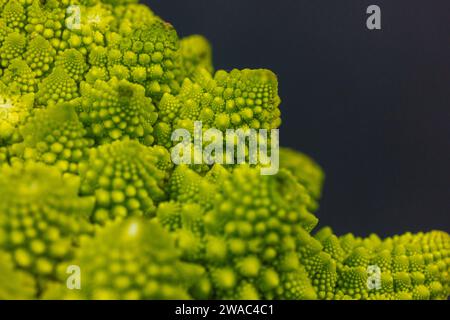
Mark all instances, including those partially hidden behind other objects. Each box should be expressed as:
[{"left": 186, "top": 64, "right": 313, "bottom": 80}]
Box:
[{"left": 144, "top": 0, "right": 450, "bottom": 237}]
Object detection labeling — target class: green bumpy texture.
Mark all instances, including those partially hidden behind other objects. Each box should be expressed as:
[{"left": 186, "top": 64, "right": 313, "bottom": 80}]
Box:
[
  {"left": 155, "top": 67, "right": 281, "bottom": 147},
  {"left": 0, "top": 250, "right": 36, "bottom": 299},
  {"left": 76, "top": 77, "right": 158, "bottom": 145},
  {"left": 158, "top": 165, "right": 319, "bottom": 300},
  {"left": 0, "top": 162, "right": 94, "bottom": 286},
  {"left": 179, "top": 34, "right": 214, "bottom": 79},
  {"left": 0, "top": 83, "right": 34, "bottom": 145},
  {"left": 0, "top": 0, "right": 447, "bottom": 300},
  {"left": 11, "top": 102, "right": 94, "bottom": 173},
  {"left": 78, "top": 139, "right": 169, "bottom": 224},
  {"left": 280, "top": 147, "right": 325, "bottom": 211},
  {"left": 43, "top": 218, "right": 204, "bottom": 299},
  {"left": 334, "top": 230, "right": 449, "bottom": 300}
]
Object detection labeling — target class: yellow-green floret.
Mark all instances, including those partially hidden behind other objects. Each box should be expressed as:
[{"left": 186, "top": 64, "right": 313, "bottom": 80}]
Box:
[
  {"left": 44, "top": 218, "right": 204, "bottom": 299},
  {"left": 79, "top": 139, "right": 169, "bottom": 224},
  {"left": 11, "top": 102, "right": 94, "bottom": 173},
  {"left": 280, "top": 147, "right": 325, "bottom": 211},
  {"left": 0, "top": 250, "right": 36, "bottom": 299},
  {"left": 158, "top": 165, "right": 318, "bottom": 299},
  {"left": 179, "top": 34, "right": 214, "bottom": 79},
  {"left": 76, "top": 77, "right": 158, "bottom": 145},
  {"left": 155, "top": 68, "right": 281, "bottom": 147},
  {"left": 0, "top": 162, "right": 94, "bottom": 283},
  {"left": 0, "top": 0, "right": 447, "bottom": 301},
  {"left": 334, "top": 230, "right": 449, "bottom": 300},
  {"left": 0, "top": 84, "right": 34, "bottom": 145}
]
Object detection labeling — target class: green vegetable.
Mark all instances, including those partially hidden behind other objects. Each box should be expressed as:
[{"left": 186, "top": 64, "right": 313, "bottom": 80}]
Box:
[
  {"left": 78, "top": 140, "right": 169, "bottom": 224},
  {"left": 0, "top": 250, "right": 36, "bottom": 299},
  {"left": 0, "top": 162, "right": 94, "bottom": 289},
  {"left": 0, "top": 0, "right": 447, "bottom": 300},
  {"left": 43, "top": 218, "right": 204, "bottom": 299},
  {"left": 158, "top": 165, "right": 319, "bottom": 299}
]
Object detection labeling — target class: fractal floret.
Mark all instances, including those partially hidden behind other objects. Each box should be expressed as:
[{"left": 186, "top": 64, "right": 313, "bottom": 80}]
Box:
[
  {"left": 10, "top": 102, "right": 94, "bottom": 173},
  {"left": 155, "top": 68, "right": 281, "bottom": 147},
  {"left": 158, "top": 165, "right": 318, "bottom": 299},
  {"left": 78, "top": 139, "right": 169, "bottom": 223},
  {"left": 0, "top": 162, "right": 94, "bottom": 285},
  {"left": 0, "top": 0, "right": 447, "bottom": 300},
  {"left": 75, "top": 77, "right": 158, "bottom": 145},
  {"left": 43, "top": 218, "right": 204, "bottom": 299}
]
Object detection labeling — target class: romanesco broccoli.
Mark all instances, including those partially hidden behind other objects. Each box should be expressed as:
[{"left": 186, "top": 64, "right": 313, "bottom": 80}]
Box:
[
  {"left": 43, "top": 218, "right": 204, "bottom": 299},
  {"left": 0, "top": 162, "right": 94, "bottom": 286},
  {"left": 0, "top": 0, "right": 447, "bottom": 301}
]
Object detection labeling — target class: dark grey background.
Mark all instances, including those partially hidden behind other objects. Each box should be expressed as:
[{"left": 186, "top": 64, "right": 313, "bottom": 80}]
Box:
[{"left": 144, "top": 0, "right": 450, "bottom": 237}]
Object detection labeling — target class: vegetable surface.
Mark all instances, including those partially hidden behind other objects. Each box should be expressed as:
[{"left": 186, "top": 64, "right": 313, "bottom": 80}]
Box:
[{"left": 0, "top": 0, "right": 447, "bottom": 300}]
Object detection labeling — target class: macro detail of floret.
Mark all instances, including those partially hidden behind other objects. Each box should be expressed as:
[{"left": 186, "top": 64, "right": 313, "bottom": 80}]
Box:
[
  {"left": 24, "top": 35, "right": 56, "bottom": 77},
  {"left": 113, "top": 2, "right": 153, "bottom": 23},
  {"left": 179, "top": 35, "right": 214, "bottom": 80},
  {"left": 10, "top": 102, "right": 94, "bottom": 173},
  {"left": 0, "top": 19, "right": 13, "bottom": 47},
  {"left": 168, "top": 164, "right": 221, "bottom": 209},
  {"left": 0, "top": 146, "right": 8, "bottom": 164},
  {"left": 0, "top": 84, "right": 34, "bottom": 145},
  {"left": 159, "top": 165, "right": 229, "bottom": 229},
  {"left": 55, "top": 49, "right": 88, "bottom": 81},
  {"left": 62, "top": 3, "right": 115, "bottom": 55},
  {"left": 43, "top": 218, "right": 204, "bottom": 299},
  {"left": 158, "top": 165, "right": 318, "bottom": 299},
  {"left": 280, "top": 147, "right": 325, "bottom": 211},
  {"left": 2, "top": 59, "right": 38, "bottom": 94},
  {"left": 0, "top": 32, "right": 26, "bottom": 67},
  {"left": 0, "top": 250, "right": 36, "bottom": 299},
  {"left": 36, "top": 67, "right": 79, "bottom": 105},
  {"left": 0, "top": 0, "right": 448, "bottom": 301},
  {"left": 83, "top": 13, "right": 183, "bottom": 101},
  {"left": 2, "top": 0, "right": 26, "bottom": 32},
  {"left": 0, "top": 162, "right": 94, "bottom": 283},
  {"left": 76, "top": 77, "right": 158, "bottom": 145},
  {"left": 155, "top": 68, "right": 281, "bottom": 147},
  {"left": 79, "top": 140, "right": 169, "bottom": 224},
  {"left": 310, "top": 228, "right": 450, "bottom": 300},
  {"left": 25, "top": 0, "right": 66, "bottom": 50}
]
